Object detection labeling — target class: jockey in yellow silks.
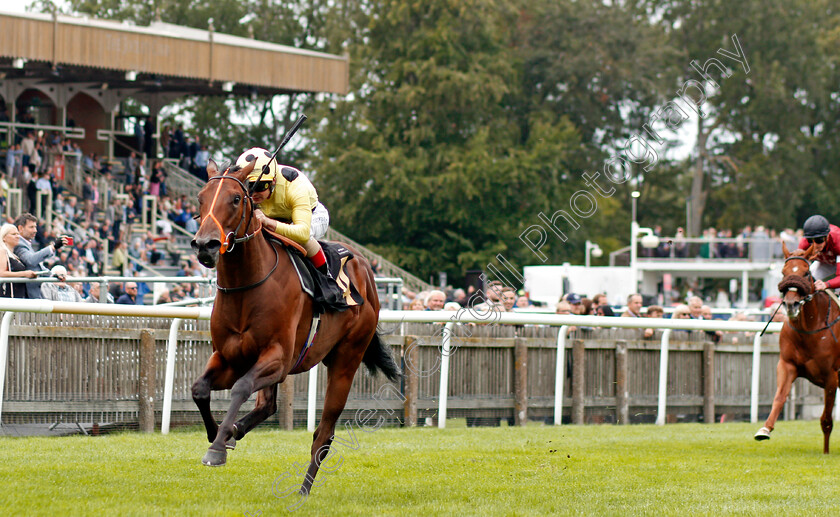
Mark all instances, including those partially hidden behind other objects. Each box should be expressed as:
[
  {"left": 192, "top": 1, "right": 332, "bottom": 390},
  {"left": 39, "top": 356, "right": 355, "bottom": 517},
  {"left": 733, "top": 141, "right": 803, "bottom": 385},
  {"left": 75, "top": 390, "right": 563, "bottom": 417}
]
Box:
[{"left": 235, "top": 148, "right": 330, "bottom": 274}]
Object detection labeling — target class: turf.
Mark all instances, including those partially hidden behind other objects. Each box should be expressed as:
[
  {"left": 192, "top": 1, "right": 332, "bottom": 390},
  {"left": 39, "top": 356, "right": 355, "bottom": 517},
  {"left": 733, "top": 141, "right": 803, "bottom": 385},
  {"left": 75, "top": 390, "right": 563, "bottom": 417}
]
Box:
[{"left": 0, "top": 420, "right": 838, "bottom": 516}]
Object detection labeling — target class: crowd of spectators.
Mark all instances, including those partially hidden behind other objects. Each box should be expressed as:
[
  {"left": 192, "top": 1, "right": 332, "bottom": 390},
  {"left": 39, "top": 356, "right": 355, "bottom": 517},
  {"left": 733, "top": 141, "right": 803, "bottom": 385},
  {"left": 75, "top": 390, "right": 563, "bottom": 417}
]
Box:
[
  {"left": 644, "top": 225, "right": 801, "bottom": 261},
  {"left": 400, "top": 281, "right": 786, "bottom": 344},
  {"left": 0, "top": 111, "right": 209, "bottom": 305}
]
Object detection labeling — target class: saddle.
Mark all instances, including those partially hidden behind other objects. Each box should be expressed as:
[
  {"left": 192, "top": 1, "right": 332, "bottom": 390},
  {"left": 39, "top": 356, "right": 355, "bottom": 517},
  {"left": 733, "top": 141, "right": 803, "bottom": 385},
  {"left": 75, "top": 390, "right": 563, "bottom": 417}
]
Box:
[{"left": 265, "top": 230, "right": 364, "bottom": 313}]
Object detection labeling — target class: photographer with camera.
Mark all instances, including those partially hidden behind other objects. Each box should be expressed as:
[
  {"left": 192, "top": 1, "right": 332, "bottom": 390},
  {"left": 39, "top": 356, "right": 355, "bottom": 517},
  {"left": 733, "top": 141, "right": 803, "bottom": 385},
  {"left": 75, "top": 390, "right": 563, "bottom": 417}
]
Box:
[{"left": 13, "top": 213, "right": 72, "bottom": 299}]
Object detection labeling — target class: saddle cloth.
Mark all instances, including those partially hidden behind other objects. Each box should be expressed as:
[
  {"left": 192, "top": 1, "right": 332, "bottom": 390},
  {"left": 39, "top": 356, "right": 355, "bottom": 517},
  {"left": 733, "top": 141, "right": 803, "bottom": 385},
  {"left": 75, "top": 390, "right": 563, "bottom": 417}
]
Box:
[{"left": 266, "top": 231, "right": 364, "bottom": 313}]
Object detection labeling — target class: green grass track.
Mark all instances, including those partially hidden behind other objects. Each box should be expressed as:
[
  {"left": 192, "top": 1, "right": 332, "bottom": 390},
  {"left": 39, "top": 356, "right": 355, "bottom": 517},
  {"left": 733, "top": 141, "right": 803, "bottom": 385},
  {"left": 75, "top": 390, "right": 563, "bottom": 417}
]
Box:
[{"left": 1, "top": 420, "right": 837, "bottom": 516}]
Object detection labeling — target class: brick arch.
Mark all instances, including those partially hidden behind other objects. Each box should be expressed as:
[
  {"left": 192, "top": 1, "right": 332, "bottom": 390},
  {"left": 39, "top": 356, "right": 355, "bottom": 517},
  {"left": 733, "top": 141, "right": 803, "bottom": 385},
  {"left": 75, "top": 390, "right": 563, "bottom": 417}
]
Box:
[
  {"left": 16, "top": 88, "right": 57, "bottom": 126},
  {"left": 67, "top": 91, "right": 108, "bottom": 156}
]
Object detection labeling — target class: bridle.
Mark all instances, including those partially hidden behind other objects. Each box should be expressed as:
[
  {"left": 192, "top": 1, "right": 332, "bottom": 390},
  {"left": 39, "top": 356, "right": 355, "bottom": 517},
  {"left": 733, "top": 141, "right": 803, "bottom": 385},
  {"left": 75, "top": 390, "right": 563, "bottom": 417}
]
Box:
[
  {"left": 203, "top": 168, "right": 279, "bottom": 293},
  {"left": 205, "top": 169, "right": 261, "bottom": 254},
  {"left": 780, "top": 255, "right": 840, "bottom": 337}
]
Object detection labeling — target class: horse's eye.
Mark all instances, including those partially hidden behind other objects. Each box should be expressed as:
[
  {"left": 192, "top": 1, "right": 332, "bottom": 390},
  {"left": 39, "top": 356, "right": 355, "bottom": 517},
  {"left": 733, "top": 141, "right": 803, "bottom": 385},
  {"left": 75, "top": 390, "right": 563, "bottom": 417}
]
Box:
[{"left": 233, "top": 195, "right": 241, "bottom": 204}]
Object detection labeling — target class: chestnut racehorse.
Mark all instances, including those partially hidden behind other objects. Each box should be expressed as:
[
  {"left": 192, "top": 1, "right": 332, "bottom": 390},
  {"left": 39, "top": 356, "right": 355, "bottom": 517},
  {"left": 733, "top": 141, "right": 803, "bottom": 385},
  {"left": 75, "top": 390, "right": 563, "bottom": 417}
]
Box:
[
  {"left": 190, "top": 158, "right": 400, "bottom": 493},
  {"left": 755, "top": 242, "right": 840, "bottom": 453}
]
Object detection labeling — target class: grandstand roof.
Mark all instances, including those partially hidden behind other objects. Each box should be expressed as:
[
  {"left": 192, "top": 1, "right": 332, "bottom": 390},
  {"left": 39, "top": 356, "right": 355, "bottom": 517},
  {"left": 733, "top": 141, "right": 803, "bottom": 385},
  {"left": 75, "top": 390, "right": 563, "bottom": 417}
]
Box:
[{"left": 0, "top": 10, "right": 349, "bottom": 97}]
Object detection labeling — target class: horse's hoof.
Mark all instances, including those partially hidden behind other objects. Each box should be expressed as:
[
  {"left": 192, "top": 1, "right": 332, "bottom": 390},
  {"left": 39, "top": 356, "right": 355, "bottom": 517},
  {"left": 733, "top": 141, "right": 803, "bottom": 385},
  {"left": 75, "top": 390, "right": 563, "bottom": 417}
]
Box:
[
  {"left": 202, "top": 448, "right": 227, "bottom": 467},
  {"left": 226, "top": 437, "right": 236, "bottom": 450},
  {"left": 754, "top": 427, "right": 772, "bottom": 441}
]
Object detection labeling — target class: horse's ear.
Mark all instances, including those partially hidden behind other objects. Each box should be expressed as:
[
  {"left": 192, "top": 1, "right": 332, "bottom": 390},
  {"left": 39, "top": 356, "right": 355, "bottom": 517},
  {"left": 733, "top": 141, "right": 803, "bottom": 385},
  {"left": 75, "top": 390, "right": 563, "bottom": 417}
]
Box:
[
  {"left": 207, "top": 159, "right": 219, "bottom": 178},
  {"left": 237, "top": 158, "right": 256, "bottom": 176},
  {"left": 782, "top": 241, "right": 791, "bottom": 259},
  {"left": 805, "top": 242, "right": 819, "bottom": 260}
]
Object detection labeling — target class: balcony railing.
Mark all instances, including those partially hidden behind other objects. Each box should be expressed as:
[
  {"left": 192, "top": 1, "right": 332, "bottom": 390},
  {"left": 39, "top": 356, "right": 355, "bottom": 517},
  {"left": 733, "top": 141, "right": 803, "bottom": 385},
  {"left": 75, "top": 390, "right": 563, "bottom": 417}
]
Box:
[{"left": 610, "top": 236, "right": 794, "bottom": 266}]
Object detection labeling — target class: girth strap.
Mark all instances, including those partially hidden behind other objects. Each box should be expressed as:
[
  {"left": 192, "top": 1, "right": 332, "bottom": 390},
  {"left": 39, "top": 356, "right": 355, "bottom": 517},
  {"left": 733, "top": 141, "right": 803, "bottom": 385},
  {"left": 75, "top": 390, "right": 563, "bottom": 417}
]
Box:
[{"left": 291, "top": 314, "right": 320, "bottom": 372}]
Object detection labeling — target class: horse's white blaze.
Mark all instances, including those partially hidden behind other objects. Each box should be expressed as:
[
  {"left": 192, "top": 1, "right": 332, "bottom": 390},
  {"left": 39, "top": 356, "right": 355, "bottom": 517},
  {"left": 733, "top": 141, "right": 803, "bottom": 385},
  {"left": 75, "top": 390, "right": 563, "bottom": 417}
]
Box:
[{"left": 793, "top": 266, "right": 799, "bottom": 273}]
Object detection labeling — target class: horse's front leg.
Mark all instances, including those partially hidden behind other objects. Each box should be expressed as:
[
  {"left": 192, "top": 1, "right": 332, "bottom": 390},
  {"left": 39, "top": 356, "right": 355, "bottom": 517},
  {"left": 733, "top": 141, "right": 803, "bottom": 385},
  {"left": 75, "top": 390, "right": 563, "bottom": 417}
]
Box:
[
  {"left": 202, "top": 347, "right": 286, "bottom": 467},
  {"left": 192, "top": 352, "right": 237, "bottom": 444},
  {"left": 755, "top": 359, "right": 797, "bottom": 441},
  {"left": 821, "top": 371, "right": 838, "bottom": 454}
]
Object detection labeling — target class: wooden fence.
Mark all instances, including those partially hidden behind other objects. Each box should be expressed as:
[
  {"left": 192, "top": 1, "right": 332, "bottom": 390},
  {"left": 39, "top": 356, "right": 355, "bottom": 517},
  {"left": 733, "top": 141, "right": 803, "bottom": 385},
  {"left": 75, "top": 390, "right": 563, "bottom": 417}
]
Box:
[{"left": 0, "top": 313, "right": 823, "bottom": 430}]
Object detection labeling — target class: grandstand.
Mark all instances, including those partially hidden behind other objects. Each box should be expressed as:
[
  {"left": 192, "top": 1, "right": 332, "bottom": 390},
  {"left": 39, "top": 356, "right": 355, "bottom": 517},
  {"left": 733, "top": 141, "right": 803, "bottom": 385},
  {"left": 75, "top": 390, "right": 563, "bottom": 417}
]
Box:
[{"left": 0, "top": 9, "right": 432, "bottom": 295}]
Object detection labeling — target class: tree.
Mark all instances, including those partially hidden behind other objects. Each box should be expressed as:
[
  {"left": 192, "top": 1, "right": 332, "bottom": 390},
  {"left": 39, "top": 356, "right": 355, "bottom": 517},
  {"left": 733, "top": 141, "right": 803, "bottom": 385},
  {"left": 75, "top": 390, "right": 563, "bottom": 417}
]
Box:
[
  {"left": 310, "top": 0, "right": 669, "bottom": 280},
  {"left": 640, "top": 0, "right": 840, "bottom": 233}
]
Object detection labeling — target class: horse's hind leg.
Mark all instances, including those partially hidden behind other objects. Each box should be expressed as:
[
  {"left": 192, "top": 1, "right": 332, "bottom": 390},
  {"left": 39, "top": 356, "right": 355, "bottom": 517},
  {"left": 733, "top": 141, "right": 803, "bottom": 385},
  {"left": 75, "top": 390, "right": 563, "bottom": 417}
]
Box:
[
  {"left": 821, "top": 371, "right": 838, "bottom": 454},
  {"left": 232, "top": 384, "right": 279, "bottom": 439},
  {"left": 756, "top": 359, "right": 797, "bottom": 440},
  {"left": 202, "top": 348, "right": 286, "bottom": 467},
  {"left": 192, "top": 352, "right": 237, "bottom": 444},
  {"left": 300, "top": 359, "right": 363, "bottom": 495}
]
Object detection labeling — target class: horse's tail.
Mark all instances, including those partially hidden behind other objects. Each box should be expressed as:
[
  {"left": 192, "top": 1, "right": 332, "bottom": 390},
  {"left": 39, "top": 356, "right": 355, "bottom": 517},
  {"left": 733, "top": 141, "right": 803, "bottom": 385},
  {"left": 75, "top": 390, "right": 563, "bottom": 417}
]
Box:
[{"left": 362, "top": 332, "right": 402, "bottom": 381}]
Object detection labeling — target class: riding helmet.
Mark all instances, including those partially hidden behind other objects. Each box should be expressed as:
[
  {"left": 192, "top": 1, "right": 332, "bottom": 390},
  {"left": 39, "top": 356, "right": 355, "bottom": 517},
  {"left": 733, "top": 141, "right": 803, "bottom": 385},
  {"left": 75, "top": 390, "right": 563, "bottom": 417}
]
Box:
[
  {"left": 235, "top": 147, "right": 279, "bottom": 183},
  {"left": 803, "top": 215, "right": 830, "bottom": 239}
]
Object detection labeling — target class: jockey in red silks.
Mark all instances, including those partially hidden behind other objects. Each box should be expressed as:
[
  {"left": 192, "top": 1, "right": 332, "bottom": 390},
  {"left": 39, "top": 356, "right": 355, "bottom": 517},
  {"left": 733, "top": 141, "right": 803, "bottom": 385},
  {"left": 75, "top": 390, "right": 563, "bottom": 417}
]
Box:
[
  {"left": 797, "top": 215, "right": 840, "bottom": 291},
  {"left": 235, "top": 147, "right": 331, "bottom": 275}
]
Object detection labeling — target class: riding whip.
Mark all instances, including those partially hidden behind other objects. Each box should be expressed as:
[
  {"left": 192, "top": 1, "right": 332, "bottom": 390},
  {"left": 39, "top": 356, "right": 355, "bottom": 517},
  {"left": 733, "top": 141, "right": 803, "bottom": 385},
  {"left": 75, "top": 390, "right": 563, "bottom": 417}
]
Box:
[
  {"left": 247, "top": 114, "right": 307, "bottom": 195},
  {"left": 760, "top": 302, "right": 784, "bottom": 337}
]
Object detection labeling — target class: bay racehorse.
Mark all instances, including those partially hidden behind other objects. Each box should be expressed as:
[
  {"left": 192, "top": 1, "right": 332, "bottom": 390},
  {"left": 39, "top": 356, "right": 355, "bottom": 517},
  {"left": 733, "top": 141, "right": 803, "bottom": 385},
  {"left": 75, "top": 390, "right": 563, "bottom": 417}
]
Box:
[
  {"left": 755, "top": 242, "right": 840, "bottom": 453},
  {"left": 190, "top": 158, "right": 400, "bottom": 493}
]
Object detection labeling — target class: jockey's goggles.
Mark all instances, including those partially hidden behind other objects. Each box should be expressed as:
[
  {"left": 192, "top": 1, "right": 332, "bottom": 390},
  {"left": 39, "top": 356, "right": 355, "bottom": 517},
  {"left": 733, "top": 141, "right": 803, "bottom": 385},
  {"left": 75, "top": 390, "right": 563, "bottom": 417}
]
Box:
[
  {"left": 249, "top": 180, "right": 273, "bottom": 193},
  {"left": 807, "top": 236, "right": 826, "bottom": 244}
]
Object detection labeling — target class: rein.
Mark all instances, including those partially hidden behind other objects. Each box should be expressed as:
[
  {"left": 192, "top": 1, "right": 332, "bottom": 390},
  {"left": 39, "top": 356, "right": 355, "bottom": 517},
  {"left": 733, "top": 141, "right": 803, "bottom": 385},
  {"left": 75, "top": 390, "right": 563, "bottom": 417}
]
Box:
[
  {"left": 779, "top": 255, "right": 840, "bottom": 339},
  {"left": 205, "top": 171, "right": 276, "bottom": 293}
]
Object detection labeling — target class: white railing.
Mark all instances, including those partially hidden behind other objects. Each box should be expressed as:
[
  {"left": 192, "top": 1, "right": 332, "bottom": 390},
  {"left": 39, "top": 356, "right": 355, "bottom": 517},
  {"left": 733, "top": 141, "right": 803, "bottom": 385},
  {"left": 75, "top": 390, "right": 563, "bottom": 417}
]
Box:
[{"left": 0, "top": 302, "right": 786, "bottom": 434}]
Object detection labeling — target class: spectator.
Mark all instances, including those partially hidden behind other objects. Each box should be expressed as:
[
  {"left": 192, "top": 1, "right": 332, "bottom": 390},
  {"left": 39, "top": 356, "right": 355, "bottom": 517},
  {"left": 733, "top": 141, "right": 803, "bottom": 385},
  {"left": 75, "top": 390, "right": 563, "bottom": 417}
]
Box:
[
  {"left": 565, "top": 293, "right": 583, "bottom": 314},
  {"left": 621, "top": 293, "right": 644, "bottom": 318},
  {"left": 40, "top": 265, "right": 83, "bottom": 302},
  {"left": 116, "top": 282, "right": 139, "bottom": 305},
  {"left": 156, "top": 289, "right": 172, "bottom": 305},
  {"left": 194, "top": 144, "right": 210, "bottom": 181},
  {"left": 555, "top": 301, "right": 572, "bottom": 315},
  {"left": 82, "top": 176, "right": 95, "bottom": 220},
  {"left": 500, "top": 287, "right": 516, "bottom": 312},
  {"left": 591, "top": 293, "right": 608, "bottom": 308},
  {"left": 646, "top": 306, "right": 664, "bottom": 318},
  {"left": 687, "top": 296, "right": 704, "bottom": 319},
  {"left": 85, "top": 282, "right": 114, "bottom": 303},
  {"left": 672, "top": 305, "right": 692, "bottom": 320},
  {"left": 14, "top": 213, "right": 69, "bottom": 299},
  {"left": 701, "top": 305, "right": 723, "bottom": 342},
  {"left": 20, "top": 131, "right": 35, "bottom": 170},
  {"left": 425, "top": 290, "right": 446, "bottom": 311},
  {"left": 622, "top": 293, "right": 652, "bottom": 337},
  {"left": 515, "top": 294, "right": 531, "bottom": 309},
  {"left": 0, "top": 223, "right": 36, "bottom": 298},
  {"left": 452, "top": 288, "right": 468, "bottom": 306},
  {"left": 596, "top": 305, "right": 615, "bottom": 317},
  {"left": 714, "top": 287, "right": 730, "bottom": 309},
  {"left": 407, "top": 297, "right": 426, "bottom": 311}
]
